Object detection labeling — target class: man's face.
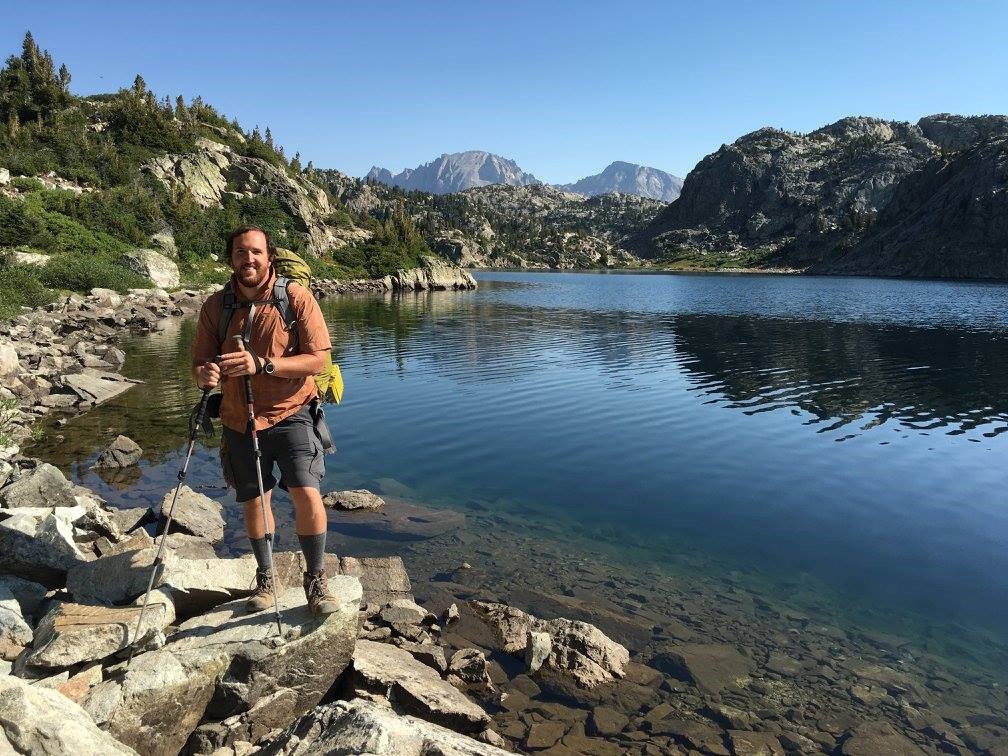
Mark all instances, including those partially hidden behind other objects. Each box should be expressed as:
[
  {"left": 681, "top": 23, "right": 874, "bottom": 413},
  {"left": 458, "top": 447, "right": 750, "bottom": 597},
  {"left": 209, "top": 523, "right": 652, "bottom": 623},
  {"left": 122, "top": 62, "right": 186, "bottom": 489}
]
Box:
[{"left": 230, "top": 230, "right": 271, "bottom": 288}]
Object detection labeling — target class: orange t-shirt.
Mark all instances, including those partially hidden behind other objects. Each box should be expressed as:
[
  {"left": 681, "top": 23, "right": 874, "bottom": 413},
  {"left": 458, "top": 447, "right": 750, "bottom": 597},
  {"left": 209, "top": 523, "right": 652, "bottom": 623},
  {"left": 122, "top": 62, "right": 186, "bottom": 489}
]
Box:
[{"left": 191, "top": 271, "right": 332, "bottom": 432}]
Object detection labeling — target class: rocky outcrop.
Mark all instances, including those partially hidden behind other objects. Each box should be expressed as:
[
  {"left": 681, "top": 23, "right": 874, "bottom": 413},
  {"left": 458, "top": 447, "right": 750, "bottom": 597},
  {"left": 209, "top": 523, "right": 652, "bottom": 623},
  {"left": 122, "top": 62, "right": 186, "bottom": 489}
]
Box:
[
  {"left": 393, "top": 255, "right": 477, "bottom": 291},
  {"left": 263, "top": 698, "right": 511, "bottom": 755},
  {"left": 633, "top": 113, "right": 1008, "bottom": 278},
  {"left": 144, "top": 138, "right": 345, "bottom": 254},
  {"left": 0, "top": 675, "right": 139, "bottom": 755},
  {"left": 125, "top": 248, "right": 180, "bottom": 289},
  {"left": 85, "top": 578, "right": 361, "bottom": 756}
]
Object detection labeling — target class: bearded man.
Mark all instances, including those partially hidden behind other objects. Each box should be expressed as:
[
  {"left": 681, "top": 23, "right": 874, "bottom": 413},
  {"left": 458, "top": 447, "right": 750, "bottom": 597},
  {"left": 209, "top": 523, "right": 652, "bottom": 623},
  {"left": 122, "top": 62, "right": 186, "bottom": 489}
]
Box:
[{"left": 191, "top": 224, "right": 337, "bottom": 616}]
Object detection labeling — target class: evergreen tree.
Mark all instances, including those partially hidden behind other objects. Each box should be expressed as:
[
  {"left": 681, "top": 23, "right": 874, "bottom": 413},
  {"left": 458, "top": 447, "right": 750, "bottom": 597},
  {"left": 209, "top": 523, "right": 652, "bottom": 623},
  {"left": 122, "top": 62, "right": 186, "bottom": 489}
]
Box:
[
  {"left": 264, "top": 126, "right": 274, "bottom": 148},
  {"left": 291, "top": 151, "right": 302, "bottom": 172},
  {"left": 58, "top": 63, "right": 70, "bottom": 93},
  {"left": 133, "top": 74, "right": 146, "bottom": 97},
  {"left": 175, "top": 94, "right": 188, "bottom": 120}
]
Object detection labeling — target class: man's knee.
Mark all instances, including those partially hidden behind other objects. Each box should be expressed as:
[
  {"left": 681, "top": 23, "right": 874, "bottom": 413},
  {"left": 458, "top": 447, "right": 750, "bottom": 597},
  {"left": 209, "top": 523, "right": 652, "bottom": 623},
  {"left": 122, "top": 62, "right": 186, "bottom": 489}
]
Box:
[{"left": 288, "top": 486, "right": 323, "bottom": 509}]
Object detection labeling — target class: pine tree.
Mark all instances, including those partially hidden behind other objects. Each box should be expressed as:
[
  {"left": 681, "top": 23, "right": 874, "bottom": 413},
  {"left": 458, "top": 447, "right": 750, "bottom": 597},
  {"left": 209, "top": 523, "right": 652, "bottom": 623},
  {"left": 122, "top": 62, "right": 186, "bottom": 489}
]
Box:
[
  {"left": 291, "top": 151, "right": 302, "bottom": 172},
  {"left": 58, "top": 63, "right": 70, "bottom": 93},
  {"left": 264, "top": 126, "right": 274, "bottom": 148},
  {"left": 175, "top": 94, "right": 188, "bottom": 120},
  {"left": 133, "top": 74, "right": 146, "bottom": 97}
]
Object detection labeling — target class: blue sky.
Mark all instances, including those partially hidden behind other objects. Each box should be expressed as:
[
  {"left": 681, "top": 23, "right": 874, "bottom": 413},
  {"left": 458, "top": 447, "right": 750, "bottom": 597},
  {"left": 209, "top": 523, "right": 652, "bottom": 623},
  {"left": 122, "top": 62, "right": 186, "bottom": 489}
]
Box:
[{"left": 3, "top": 1, "right": 1006, "bottom": 182}]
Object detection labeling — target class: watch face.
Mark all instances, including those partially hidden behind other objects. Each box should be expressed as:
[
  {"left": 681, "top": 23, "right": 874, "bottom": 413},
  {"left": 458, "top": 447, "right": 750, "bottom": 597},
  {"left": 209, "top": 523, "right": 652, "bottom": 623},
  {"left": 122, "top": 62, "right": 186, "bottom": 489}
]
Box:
[{"left": 264, "top": 360, "right": 274, "bottom": 374}]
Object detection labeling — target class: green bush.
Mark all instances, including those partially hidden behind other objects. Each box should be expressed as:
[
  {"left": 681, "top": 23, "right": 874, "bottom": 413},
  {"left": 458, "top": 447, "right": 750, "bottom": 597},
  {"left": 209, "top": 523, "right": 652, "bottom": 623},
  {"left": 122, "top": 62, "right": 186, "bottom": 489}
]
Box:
[
  {"left": 0, "top": 259, "right": 54, "bottom": 320},
  {"left": 39, "top": 252, "right": 147, "bottom": 293}
]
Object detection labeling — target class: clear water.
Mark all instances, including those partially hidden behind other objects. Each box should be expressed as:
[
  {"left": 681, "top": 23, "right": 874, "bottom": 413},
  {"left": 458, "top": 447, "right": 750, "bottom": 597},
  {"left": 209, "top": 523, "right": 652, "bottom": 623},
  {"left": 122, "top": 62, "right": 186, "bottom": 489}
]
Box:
[{"left": 34, "top": 271, "right": 1008, "bottom": 674}]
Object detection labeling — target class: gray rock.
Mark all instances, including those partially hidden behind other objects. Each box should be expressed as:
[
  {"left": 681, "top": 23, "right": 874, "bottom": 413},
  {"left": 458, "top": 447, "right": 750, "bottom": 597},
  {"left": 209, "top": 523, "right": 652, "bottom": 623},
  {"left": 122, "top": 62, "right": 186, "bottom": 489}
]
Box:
[
  {"left": 26, "top": 589, "right": 174, "bottom": 668},
  {"left": 322, "top": 488, "right": 386, "bottom": 511},
  {"left": 89, "top": 288, "right": 123, "bottom": 308},
  {"left": 0, "top": 512, "right": 87, "bottom": 586},
  {"left": 337, "top": 555, "right": 413, "bottom": 605},
  {"left": 393, "top": 256, "right": 477, "bottom": 291},
  {"left": 66, "top": 540, "right": 157, "bottom": 605},
  {"left": 157, "top": 485, "right": 225, "bottom": 543},
  {"left": 125, "top": 248, "right": 180, "bottom": 289},
  {"left": 447, "top": 648, "right": 494, "bottom": 693},
  {"left": 163, "top": 532, "right": 218, "bottom": 558},
  {"left": 264, "top": 698, "right": 511, "bottom": 755},
  {"left": 380, "top": 598, "right": 432, "bottom": 625},
  {"left": 0, "top": 461, "right": 77, "bottom": 508},
  {"left": 108, "top": 505, "right": 151, "bottom": 534},
  {"left": 93, "top": 434, "right": 143, "bottom": 469},
  {"left": 86, "top": 577, "right": 361, "bottom": 756},
  {"left": 839, "top": 722, "right": 926, "bottom": 755},
  {"left": 0, "top": 576, "right": 46, "bottom": 652},
  {"left": 352, "top": 639, "right": 491, "bottom": 734},
  {"left": 398, "top": 642, "right": 448, "bottom": 673},
  {"left": 525, "top": 630, "right": 551, "bottom": 673},
  {"left": 0, "top": 342, "right": 18, "bottom": 376},
  {"left": 0, "top": 674, "right": 138, "bottom": 755},
  {"left": 62, "top": 369, "right": 138, "bottom": 407},
  {"left": 468, "top": 601, "right": 629, "bottom": 693}
]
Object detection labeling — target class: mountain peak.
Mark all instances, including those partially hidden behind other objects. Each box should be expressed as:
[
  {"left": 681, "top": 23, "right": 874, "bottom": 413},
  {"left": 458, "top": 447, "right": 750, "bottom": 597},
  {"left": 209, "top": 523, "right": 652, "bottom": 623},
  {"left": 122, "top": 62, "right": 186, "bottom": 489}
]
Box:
[
  {"left": 560, "top": 162, "right": 683, "bottom": 201},
  {"left": 367, "top": 151, "right": 539, "bottom": 194}
]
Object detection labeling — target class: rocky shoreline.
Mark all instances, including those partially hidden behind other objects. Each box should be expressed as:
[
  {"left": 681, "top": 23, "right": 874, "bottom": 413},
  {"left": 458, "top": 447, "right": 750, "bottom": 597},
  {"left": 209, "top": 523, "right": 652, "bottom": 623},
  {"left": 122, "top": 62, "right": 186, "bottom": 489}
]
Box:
[{"left": 2, "top": 281, "right": 1007, "bottom": 755}]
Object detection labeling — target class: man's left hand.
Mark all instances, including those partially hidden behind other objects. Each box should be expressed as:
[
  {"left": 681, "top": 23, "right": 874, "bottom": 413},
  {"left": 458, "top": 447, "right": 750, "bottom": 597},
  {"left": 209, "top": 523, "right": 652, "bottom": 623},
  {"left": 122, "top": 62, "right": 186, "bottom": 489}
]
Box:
[{"left": 219, "top": 350, "right": 258, "bottom": 377}]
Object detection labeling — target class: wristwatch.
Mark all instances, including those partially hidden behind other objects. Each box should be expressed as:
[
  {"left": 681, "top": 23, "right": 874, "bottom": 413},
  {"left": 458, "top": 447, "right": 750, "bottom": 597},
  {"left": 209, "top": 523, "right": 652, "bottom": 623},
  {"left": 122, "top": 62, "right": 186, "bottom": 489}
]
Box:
[{"left": 263, "top": 358, "right": 275, "bottom": 376}]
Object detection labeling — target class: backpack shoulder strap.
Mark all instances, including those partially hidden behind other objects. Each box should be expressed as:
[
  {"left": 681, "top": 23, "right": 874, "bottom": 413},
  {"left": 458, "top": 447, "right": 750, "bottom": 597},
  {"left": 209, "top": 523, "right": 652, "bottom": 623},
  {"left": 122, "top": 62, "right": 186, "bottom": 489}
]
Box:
[
  {"left": 217, "top": 282, "right": 238, "bottom": 350},
  {"left": 273, "top": 276, "right": 299, "bottom": 352}
]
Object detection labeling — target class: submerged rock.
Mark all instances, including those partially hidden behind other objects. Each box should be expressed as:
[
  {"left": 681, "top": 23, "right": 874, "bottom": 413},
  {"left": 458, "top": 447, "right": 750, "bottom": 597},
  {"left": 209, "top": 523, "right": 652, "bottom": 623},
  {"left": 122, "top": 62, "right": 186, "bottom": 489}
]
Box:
[
  {"left": 92, "top": 435, "right": 143, "bottom": 469},
  {"left": 0, "top": 675, "right": 138, "bottom": 755},
  {"left": 264, "top": 698, "right": 510, "bottom": 755},
  {"left": 651, "top": 643, "right": 753, "bottom": 694},
  {"left": 322, "top": 488, "right": 385, "bottom": 511}
]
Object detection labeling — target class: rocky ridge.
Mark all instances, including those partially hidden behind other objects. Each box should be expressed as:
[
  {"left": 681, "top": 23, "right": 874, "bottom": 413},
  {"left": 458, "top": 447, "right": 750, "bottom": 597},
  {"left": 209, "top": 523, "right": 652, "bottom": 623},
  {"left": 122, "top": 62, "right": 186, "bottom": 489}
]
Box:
[
  {"left": 323, "top": 173, "right": 665, "bottom": 269},
  {"left": 633, "top": 113, "right": 1008, "bottom": 278}
]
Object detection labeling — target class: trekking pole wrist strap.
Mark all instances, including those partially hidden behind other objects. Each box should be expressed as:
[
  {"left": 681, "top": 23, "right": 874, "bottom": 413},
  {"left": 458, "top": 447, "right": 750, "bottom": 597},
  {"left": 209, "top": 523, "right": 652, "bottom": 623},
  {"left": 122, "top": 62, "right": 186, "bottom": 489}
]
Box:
[{"left": 246, "top": 347, "right": 264, "bottom": 375}]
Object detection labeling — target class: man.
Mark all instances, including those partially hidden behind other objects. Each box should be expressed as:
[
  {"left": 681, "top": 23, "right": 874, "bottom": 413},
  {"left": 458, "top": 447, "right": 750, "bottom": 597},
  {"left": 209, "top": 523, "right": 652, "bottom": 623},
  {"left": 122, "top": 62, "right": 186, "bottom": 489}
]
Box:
[{"left": 191, "top": 224, "right": 337, "bottom": 616}]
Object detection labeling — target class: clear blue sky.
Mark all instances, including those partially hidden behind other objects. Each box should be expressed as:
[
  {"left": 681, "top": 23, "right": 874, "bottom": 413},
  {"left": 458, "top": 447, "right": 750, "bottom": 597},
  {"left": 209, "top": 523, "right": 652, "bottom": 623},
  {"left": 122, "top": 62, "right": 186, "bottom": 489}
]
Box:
[{"left": 3, "top": 1, "right": 1006, "bottom": 182}]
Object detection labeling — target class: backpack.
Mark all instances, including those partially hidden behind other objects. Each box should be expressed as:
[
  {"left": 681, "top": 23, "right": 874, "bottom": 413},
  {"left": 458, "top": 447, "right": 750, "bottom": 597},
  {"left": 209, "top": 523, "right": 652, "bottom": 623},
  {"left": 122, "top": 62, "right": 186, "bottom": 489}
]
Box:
[{"left": 216, "top": 248, "right": 344, "bottom": 404}]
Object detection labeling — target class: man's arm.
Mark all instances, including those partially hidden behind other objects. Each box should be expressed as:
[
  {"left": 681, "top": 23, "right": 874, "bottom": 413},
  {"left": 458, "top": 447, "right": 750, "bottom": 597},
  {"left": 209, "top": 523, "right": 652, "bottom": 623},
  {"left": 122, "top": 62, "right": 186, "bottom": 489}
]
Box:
[{"left": 191, "top": 301, "right": 222, "bottom": 388}]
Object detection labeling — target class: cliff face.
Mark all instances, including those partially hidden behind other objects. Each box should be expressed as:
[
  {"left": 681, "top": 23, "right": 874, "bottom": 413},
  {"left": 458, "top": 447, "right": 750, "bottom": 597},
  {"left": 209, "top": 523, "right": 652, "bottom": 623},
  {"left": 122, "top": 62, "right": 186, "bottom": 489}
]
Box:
[{"left": 633, "top": 114, "right": 1008, "bottom": 278}]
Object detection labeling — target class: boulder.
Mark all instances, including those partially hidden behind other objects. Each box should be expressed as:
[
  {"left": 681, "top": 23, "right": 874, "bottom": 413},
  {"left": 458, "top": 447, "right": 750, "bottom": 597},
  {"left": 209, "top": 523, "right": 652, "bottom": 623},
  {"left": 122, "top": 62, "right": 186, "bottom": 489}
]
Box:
[
  {"left": 337, "top": 555, "right": 413, "bottom": 605},
  {"left": 447, "top": 648, "right": 494, "bottom": 693},
  {"left": 526, "top": 630, "right": 551, "bottom": 673},
  {"left": 163, "top": 532, "right": 218, "bottom": 559},
  {"left": 380, "top": 598, "right": 432, "bottom": 625},
  {"left": 62, "top": 369, "right": 138, "bottom": 407},
  {"left": 0, "top": 675, "right": 138, "bottom": 755},
  {"left": 25, "top": 589, "right": 174, "bottom": 668},
  {"left": 264, "top": 698, "right": 510, "bottom": 755},
  {"left": 322, "top": 488, "right": 386, "bottom": 511},
  {"left": 86, "top": 577, "right": 361, "bottom": 756},
  {"left": 89, "top": 288, "right": 123, "bottom": 308},
  {"left": 0, "top": 342, "right": 18, "bottom": 376},
  {"left": 156, "top": 485, "right": 225, "bottom": 544},
  {"left": 108, "top": 505, "right": 151, "bottom": 535},
  {"left": 0, "top": 167, "right": 8, "bottom": 186},
  {"left": 0, "top": 461, "right": 77, "bottom": 508},
  {"left": 468, "top": 600, "right": 629, "bottom": 693},
  {"left": 92, "top": 435, "right": 143, "bottom": 469},
  {"left": 652, "top": 643, "right": 753, "bottom": 694},
  {"left": 0, "top": 576, "right": 46, "bottom": 650},
  {"left": 66, "top": 540, "right": 157, "bottom": 605},
  {"left": 125, "top": 248, "right": 180, "bottom": 289},
  {"left": 352, "top": 639, "right": 491, "bottom": 734},
  {"left": 398, "top": 642, "right": 448, "bottom": 673},
  {"left": 0, "top": 512, "right": 88, "bottom": 586}
]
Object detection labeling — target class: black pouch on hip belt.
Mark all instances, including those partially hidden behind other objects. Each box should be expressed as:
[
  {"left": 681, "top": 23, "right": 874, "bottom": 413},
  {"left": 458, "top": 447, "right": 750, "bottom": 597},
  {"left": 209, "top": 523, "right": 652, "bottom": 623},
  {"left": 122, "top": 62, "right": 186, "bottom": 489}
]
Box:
[{"left": 309, "top": 397, "right": 335, "bottom": 453}]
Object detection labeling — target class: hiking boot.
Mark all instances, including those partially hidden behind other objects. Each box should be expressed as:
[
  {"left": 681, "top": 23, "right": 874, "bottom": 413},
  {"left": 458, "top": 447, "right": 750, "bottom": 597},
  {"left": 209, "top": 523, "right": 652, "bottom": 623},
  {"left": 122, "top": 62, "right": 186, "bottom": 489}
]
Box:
[
  {"left": 246, "top": 568, "right": 275, "bottom": 613},
  {"left": 303, "top": 570, "right": 339, "bottom": 617}
]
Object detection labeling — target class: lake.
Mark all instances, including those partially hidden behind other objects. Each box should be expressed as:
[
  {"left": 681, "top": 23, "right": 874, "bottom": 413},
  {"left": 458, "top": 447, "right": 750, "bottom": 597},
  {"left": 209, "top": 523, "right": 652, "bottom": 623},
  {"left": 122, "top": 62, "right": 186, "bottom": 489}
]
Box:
[{"left": 31, "top": 270, "right": 1008, "bottom": 690}]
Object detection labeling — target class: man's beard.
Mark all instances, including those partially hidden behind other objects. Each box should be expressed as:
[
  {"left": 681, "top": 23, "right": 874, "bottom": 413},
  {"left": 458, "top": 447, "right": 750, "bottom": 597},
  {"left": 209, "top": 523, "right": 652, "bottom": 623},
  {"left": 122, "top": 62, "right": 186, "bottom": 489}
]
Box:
[{"left": 238, "top": 263, "right": 267, "bottom": 287}]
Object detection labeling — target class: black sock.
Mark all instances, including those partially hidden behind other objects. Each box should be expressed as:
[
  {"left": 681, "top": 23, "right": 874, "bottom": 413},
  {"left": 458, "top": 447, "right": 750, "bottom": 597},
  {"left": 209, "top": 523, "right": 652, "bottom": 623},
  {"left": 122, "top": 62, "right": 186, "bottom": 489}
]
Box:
[
  {"left": 298, "top": 532, "right": 326, "bottom": 574},
  {"left": 250, "top": 534, "right": 272, "bottom": 571}
]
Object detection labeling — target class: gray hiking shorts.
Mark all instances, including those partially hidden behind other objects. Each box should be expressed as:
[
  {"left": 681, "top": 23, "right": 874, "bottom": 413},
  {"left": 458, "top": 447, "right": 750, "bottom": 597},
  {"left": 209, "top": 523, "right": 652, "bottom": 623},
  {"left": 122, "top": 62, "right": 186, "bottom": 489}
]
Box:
[{"left": 221, "top": 405, "right": 325, "bottom": 502}]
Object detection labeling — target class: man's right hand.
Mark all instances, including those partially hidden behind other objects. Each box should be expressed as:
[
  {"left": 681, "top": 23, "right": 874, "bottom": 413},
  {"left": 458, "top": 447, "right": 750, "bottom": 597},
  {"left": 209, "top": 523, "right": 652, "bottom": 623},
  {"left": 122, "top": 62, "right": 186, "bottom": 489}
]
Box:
[{"left": 196, "top": 360, "right": 221, "bottom": 389}]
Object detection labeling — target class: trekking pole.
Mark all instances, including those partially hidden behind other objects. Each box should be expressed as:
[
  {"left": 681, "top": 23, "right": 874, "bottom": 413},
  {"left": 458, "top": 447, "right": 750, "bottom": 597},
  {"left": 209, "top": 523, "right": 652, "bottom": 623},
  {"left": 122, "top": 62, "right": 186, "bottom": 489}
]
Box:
[
  {"left": 235, "top": 328, "right": 284, "bottom": 637},
  {"left": 128, "top": 377, "right": 216, "bottom": 666}
]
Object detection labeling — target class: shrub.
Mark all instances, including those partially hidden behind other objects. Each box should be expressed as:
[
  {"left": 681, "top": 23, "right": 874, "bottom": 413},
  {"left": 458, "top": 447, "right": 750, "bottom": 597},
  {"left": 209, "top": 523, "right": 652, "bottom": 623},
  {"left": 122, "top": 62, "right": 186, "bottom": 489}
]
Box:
[
  {"left": 0, "top": 258, "right": 54, "bottom": 320},
  {"left": 40, "top": 252, "right": 147, "bottom": 293}
]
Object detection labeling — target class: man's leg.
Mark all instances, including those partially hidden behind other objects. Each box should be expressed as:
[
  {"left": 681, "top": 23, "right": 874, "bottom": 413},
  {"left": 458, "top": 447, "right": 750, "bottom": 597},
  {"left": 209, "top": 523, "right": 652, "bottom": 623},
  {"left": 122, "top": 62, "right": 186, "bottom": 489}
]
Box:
[
  {"left": 289, "top": 486, "right": 327, "bottom": 573},
  {"left": 244, "top": 488, "right": 275, "bottom": 572}
]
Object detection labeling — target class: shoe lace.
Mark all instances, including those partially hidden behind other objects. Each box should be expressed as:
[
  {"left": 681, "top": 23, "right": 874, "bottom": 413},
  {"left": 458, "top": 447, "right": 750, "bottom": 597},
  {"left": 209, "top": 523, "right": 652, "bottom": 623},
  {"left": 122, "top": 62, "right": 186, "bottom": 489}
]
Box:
[
  {"left": 250, "top": 569, "right": 273, "bottom": 594},
  {"left": 306, "top": 572, "right": 328, "bottom": 599}
]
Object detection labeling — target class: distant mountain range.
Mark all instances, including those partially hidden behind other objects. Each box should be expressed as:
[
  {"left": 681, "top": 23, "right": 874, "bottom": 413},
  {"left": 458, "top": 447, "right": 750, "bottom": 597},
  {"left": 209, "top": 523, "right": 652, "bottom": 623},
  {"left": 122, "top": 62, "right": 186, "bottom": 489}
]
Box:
[{"left": 366, "top": 151, "right": 682, "bottom": 201}]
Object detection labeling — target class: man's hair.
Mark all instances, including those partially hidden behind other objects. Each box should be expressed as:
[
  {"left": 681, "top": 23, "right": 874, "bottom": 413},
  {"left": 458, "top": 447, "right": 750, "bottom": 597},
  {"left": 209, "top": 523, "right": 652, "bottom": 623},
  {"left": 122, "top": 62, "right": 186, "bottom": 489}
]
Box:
[{"left": 225, "top": 224, "right": 277, "bottom": 259}]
